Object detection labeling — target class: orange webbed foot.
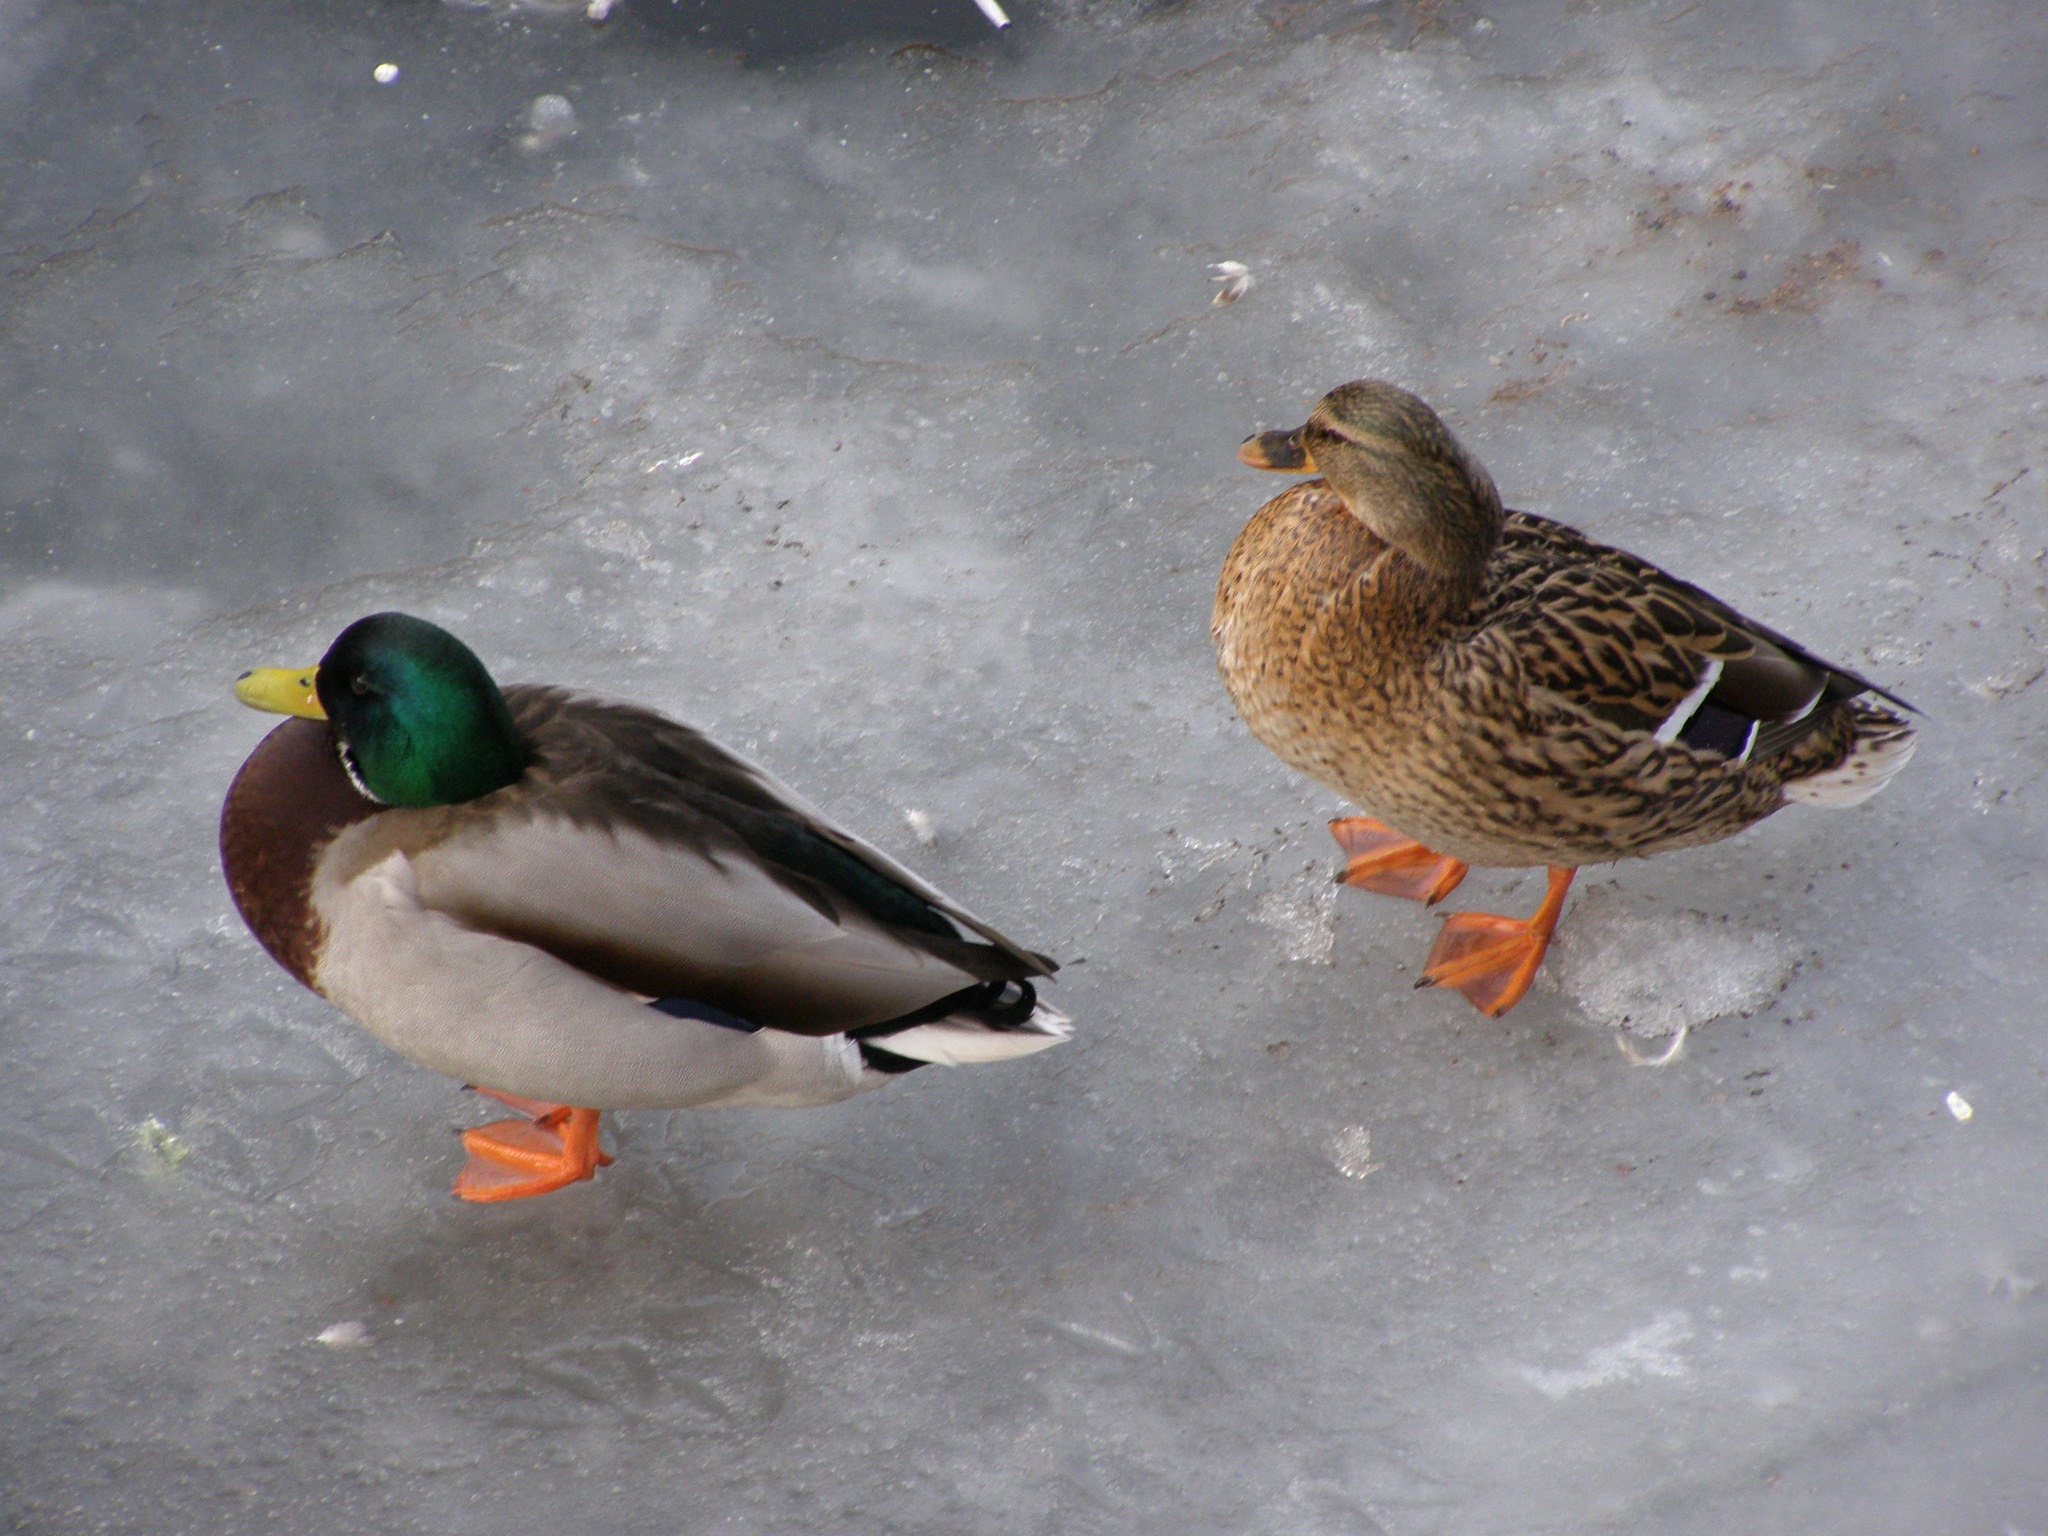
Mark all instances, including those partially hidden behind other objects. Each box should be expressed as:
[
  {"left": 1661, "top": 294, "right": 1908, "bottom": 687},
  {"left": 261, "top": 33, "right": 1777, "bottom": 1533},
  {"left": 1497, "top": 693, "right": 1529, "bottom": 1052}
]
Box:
[
  {"left": 1329, "top": 817, "right": 1469, "bottom": 905},
  {"left": 1418, "top": 867, "right": 1577, "bottom": 1018},
  {"left": 453, "top": 1099, "right": 612, "bottom": 1202}
]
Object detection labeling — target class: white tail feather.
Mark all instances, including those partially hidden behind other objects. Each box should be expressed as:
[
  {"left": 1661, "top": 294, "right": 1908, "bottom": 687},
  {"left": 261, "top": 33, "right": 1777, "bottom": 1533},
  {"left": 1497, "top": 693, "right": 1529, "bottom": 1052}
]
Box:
[
  {"left": 1783, "top": 722, "right": 1918, "bottom": 808},
  {"left": 866, "top": 1000, "right": 1073, "bottom": 1067}
]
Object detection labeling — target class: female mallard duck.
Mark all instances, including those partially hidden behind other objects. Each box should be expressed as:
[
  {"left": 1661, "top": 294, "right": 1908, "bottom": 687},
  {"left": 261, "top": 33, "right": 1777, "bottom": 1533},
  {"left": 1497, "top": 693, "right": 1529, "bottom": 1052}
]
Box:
[
  {"left": 1213, "top": 380, "right": 1916, "bottom": 1018},
  {"left": 221, "top": 613, "right": 1070, "bottom": 1201}
]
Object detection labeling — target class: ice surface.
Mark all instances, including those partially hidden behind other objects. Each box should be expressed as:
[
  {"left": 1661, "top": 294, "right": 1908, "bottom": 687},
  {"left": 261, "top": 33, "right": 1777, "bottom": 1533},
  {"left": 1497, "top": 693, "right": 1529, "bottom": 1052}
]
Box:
[
  {"left": 3, "top": 0, "right": 2046, "bottom": 1531},
  {"left": 1544, "top": 888, "right": 1803, "bottom": 1043}
]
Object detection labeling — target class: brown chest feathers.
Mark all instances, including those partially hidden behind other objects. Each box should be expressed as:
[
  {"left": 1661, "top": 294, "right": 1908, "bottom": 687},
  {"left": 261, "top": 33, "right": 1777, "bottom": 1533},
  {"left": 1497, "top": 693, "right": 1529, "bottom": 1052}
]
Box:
[
  {"left": 1212, "top": 480, "right": 1450, "bottom": 794},
  {"left": 219, "top": 718, "right": 380, "bottom": 990}
]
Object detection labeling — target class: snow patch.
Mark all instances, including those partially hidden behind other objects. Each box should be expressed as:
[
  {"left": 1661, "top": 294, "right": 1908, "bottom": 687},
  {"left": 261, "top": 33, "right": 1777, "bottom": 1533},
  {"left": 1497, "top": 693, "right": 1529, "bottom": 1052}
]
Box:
[
  {"left": 1256, "top": 877, "right": 1339, "bottom": 965},
  {"left": 1546, "top": 893, "right": 1798, "bottom": 1039}
]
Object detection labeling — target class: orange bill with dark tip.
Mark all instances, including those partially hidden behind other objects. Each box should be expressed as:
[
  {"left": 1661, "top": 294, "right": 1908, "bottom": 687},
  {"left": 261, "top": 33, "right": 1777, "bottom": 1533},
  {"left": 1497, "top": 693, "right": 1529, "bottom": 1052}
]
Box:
[{"left": 1238, "top": 428, "right": 1316, "bottom": 472}]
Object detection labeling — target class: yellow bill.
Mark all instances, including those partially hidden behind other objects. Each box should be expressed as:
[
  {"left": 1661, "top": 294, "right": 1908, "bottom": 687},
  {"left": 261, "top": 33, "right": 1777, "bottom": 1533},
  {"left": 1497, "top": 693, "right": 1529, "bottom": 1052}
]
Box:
[{"left": 234, "top": 666, "right": 326, "bottom": 719}]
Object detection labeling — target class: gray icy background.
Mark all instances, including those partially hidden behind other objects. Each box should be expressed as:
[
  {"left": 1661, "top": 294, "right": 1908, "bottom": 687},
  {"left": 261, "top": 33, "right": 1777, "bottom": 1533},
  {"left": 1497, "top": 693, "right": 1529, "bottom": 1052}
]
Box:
[{"left": 4, "top": 0, "right": 2046, "bottom": 1530}]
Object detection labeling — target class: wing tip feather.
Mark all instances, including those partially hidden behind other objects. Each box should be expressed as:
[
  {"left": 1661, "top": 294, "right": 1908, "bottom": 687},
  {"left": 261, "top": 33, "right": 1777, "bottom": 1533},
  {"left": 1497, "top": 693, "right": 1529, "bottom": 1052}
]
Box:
[{"left": 1783, "top": 714, "right": 1918, "bottom": 808}]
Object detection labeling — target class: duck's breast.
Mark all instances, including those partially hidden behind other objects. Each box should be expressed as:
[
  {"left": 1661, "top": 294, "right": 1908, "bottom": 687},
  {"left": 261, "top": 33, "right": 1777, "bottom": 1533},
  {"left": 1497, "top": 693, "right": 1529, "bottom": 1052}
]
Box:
[{"left": 219, "top": 718, "right": 379, "bottom": 990}]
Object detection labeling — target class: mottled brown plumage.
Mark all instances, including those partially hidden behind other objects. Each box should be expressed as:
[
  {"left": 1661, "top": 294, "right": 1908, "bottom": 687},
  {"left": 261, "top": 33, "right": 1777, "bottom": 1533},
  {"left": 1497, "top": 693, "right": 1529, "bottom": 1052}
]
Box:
[{"left": 1212, "top": 380, "right": 1916, "bottom": 1015}]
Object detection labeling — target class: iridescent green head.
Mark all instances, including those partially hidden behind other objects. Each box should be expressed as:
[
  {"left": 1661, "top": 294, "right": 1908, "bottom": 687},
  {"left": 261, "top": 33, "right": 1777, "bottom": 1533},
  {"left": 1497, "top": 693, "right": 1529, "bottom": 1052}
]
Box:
[{"left": 235, "top": 612, "right": 527, "bottom": 807}]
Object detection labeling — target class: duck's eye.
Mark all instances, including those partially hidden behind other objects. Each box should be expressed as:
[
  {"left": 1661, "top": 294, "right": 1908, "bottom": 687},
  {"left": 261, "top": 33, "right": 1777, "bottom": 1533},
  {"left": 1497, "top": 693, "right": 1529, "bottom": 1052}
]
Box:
[{"left": 351, "top": 674, "right": 372, "bottom": 696}]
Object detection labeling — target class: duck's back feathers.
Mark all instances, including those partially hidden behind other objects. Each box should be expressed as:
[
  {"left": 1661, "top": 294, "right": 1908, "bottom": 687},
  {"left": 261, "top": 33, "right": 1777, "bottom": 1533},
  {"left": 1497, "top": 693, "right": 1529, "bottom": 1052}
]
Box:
[
  {"left": 373, "top": 686, "right": 1056, "bottom": 1039},
  {"left": 510, "top": 689, "right": 1053, "bottom": 969},
  {"left": 1483, "top": 510, "right": 1913, "bottom": 772}
]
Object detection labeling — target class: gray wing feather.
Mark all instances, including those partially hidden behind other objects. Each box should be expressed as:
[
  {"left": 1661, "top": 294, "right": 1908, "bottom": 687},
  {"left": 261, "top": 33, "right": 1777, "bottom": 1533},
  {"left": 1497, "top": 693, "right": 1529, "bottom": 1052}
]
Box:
[{"left": 402, "top": 687, "right": 1054, "bottom": 1036}]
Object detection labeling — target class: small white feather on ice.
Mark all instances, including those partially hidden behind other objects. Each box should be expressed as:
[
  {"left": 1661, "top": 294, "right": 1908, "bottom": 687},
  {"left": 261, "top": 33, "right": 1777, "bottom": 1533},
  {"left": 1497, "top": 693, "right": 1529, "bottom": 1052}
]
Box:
[{"left": 1210, "top": 261, "right": 1254, "bottom": 305}]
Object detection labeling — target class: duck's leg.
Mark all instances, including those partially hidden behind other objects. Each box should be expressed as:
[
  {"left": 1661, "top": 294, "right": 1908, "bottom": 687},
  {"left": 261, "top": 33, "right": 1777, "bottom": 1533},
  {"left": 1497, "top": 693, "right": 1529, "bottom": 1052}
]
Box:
[
  {"left": 1418, "top": 866, "right": 1576, "bottom": 1017},
  {"left": 1330, "top": 817, "right": 1469, "bottom": 905},
  {"left": 453, "top": 1091, "right": 614, "bottom": 1202}
]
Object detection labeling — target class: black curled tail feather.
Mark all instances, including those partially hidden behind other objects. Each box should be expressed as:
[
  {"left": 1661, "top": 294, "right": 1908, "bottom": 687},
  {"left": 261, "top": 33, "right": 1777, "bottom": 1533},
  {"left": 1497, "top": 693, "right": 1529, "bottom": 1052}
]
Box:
[
  {"left": 851, "top": 979, "right": 1040, "bottom": 1042},
  {"left": 852, "top": 979, "right": 1048, "bottom": 1074}
]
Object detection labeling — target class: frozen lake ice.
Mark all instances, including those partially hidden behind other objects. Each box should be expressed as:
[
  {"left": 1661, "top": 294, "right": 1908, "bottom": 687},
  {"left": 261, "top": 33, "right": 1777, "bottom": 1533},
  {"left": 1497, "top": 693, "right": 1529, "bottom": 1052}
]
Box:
[{"left": 3, "top": 0, "right": 2046, "bottom": 1530}]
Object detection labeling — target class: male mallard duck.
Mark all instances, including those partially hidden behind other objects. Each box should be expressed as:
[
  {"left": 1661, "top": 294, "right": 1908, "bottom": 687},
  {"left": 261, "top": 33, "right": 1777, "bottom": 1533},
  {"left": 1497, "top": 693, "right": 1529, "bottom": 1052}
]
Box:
[
  {"left": 1213, "top": 380, "right": 1916, "bottom": 1017},
  {"left": 221, "top": 613, "right": 1070, "bottom": 1201}
]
